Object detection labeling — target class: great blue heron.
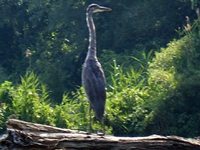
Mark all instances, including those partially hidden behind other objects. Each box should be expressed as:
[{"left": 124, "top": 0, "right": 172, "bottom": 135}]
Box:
[{"left": 82, "top": 4, "right": 111, "bottom": 134}]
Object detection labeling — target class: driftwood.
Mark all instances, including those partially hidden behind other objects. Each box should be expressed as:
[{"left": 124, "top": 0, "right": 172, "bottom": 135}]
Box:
[{"left": 0, "top": 119, "right": 200, "bottom": 150}]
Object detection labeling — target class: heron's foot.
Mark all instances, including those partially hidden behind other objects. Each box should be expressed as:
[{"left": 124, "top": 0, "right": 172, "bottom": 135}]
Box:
[
  {"left": 97, "top": 132, "right": 105, "bottom": 136},
  {"left": 87, "top": 131, "right": 92, "bottom": 135}
]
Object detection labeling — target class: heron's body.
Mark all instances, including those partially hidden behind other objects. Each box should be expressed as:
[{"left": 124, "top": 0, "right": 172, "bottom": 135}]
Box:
[
  {"left": 82, "top": 56, "right": 106, "bottom": 121},
  {"left": 82, "top": 4, "right": 111, "bottom": 134}
]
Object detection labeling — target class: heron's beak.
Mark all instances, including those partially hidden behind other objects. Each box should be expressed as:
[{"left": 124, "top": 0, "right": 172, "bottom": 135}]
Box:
[
  {"left": 99, "top": 6, "right": 112, "bottom": 12},
  {"left": 93, "top": 6, "right": 112, "bottom": 13}
]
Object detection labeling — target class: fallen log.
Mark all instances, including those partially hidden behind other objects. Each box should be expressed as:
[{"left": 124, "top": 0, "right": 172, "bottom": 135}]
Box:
[{"left": 0, "top": 119, "right": 200, "bottom": 150}]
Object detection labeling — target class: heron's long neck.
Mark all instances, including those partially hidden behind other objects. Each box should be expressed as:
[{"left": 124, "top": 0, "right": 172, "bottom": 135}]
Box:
[{"left": 86, "top": 12, "right": 97, "bottom": 58}]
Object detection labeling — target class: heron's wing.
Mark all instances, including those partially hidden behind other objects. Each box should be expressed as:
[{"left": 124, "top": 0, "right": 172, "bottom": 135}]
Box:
[
  {"left": 83, "top": 60, "right": 106, "bottom": 101},
  {"left": 82, "top": 59, "right": 106, "bottom": 120}
]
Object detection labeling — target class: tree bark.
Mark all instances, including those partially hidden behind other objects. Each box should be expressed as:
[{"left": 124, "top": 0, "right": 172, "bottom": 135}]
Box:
[{"left": 0, "top": 119, "right": 200, "bottom": 150}]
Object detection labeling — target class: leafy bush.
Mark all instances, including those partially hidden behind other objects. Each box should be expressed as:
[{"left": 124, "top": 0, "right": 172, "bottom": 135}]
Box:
[
  {"left": 0, "top": 72, "right": 113, "bottom": 134},
  {"left": 146, "top": 16, "right": 200, "bottom": 136},
  {"left": 0, "top": 103, "right": 7, "bottom": 132},
  {"left": 54, "top": 90, "right": 88, "bottom": 130},
  {"left": 104, "top": 60, "right": 152, "bottom": 136},
  {"left": 0, "top": 81, "right": 14, "bottom": 133},
  {"left": 10, "top": 72, "right": 54, "bottom": 125}
]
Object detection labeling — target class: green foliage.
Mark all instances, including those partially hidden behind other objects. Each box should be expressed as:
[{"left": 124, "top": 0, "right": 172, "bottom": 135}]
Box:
[
  {"left": 0, "top": 81, "right": 13, "bottom": 133},
  {"left": 54, "top": 90, "right": 89, "bottom": 130},
  {"left": 105, "top": 60, "right": 151, "bottom": 136},
  {"left": 0, "top": 103, "right": 7, "bottom": 132},
  {"left": 145, "top": 13, "right": 200, "bottom": 136},
  {"left": 1, "top": 0, "right": 200, "bottom": 138},
  {"left": 10, "top": 72, "right": 54, "bottom": 125},
  {"left": 0, "top": 72, "right": 113, "bottom": 134},
  {"left": 0, "top": 0, "right": 194, "bottom": 103},
  {"left": 191, "top": 0, "right": 200, "bottom": 9}
]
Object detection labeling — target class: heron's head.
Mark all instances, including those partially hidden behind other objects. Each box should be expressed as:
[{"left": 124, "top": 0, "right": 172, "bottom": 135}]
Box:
[{"left": 87, "top": 4, "right": 111, "bottom": 14}]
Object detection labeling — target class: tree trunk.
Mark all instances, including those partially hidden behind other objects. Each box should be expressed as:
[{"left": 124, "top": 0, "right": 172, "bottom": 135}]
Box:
[{"left": 0, "top": 119, "right": 200, "bottom": 150}]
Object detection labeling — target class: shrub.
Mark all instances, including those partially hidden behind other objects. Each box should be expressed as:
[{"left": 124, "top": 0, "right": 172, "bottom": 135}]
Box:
[
  {"left": 146, "top": 22, "right": 200, "bottom": 136},
  {"left": 10, "top": 72, "right": 54, "bottom": 125},
  {"left": 0, "top": 81, "right": 13, "bottom": 133}
]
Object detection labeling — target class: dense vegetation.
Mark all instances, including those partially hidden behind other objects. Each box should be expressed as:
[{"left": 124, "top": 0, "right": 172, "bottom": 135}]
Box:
[{"left": 1, "top": 0, "right": 200, "bottom": 137}]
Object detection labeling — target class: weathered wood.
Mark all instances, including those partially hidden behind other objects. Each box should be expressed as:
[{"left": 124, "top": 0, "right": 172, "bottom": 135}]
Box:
[{"left": 0, "top": 119, "right": 200, "bottom": 150}]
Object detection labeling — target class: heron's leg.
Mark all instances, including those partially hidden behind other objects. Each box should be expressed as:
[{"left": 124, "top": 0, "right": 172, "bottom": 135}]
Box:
[
  {"left": 89, "top": 106, "right": 92, "bottom": 134},
  {"left": 97, "top": 117, "right": 105, "bottom": 136},
  {"left": 102, "top": 117, "right": 105, "bottom": 135}
]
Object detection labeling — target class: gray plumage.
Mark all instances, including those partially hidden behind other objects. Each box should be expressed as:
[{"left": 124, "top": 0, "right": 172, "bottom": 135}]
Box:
[{"left": 82, "top": 4, "right": 111, "bottom": 134}]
